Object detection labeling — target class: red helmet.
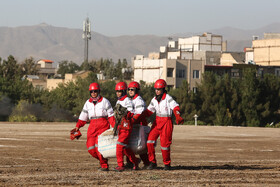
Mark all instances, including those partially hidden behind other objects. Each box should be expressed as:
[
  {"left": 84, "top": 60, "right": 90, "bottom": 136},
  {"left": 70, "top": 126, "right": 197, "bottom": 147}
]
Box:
[
  {"left": 89, "top": 82, "right": 100, "bottom": 91},
  {"left": 115, "top": 82, "right": 127, "bottom": 90},
  {"left": 128, "top": 81, "right": 140, "bottom": 89},
  {"left": 154, "top": 79, "right": 167, "bottom": 89}
]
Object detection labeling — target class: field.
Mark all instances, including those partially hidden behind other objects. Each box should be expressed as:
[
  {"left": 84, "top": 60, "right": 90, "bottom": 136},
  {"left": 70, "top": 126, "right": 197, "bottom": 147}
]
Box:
[{"left": 0, "top": 122, "right": 280, "bottom": 186}]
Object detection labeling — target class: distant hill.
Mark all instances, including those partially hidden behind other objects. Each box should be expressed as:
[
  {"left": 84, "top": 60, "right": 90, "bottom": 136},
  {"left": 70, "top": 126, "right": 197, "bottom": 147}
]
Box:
[
  {"left": 0, "top": 23, "right": 167, "bottom": 65},
  {"left": 1, "top": 23, "right": 280, "bottom": 65}
]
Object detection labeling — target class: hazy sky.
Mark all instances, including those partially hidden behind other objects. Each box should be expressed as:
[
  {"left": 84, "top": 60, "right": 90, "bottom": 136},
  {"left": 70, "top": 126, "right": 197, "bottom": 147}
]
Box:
[{"left": 1, "top": 0, "right": 280, "bottom": 36}]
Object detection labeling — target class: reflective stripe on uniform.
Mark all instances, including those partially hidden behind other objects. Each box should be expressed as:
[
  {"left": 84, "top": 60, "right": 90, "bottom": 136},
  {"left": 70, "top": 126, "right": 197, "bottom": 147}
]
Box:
[
  {"left": 156, "top": 114, "right": 171, "bottom": 117},
  {"left": 147, "top": 140, "right": 156, "bottom": 144},
  {"left": 90, "top": 116, "right": 107, "bottom": 119},
  {"left": 136, "top": 105, "right": 144, "bottom": 109},
  {"left": 88, "top": 144, "right": 98, "bottom": 150},
  {"left": 117, "top": 141, "right": 127, "bottom": 147},
  {"left": 168, "top": 98, "right": 173, "bottom": 103},
  {"left": 161, "top": 146, "right": 170, "bottom": 150},
  {"left": 82, "top": 109, "right": 88, "bottom": 113}
]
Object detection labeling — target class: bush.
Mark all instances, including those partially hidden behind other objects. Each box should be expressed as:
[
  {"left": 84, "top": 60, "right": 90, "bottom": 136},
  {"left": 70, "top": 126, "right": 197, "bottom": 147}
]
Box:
[
  {"left": 9, "top": 114, "right": 37, "bottom": 122},
  {"left": 265, "top": 122, "right": 280, "bottom": 128},
  {"left": 8, "top": 100, "right": 43, "bottom": 122},
  {"left": 42, "top": 104, "right": 75, "bottom": 122}
]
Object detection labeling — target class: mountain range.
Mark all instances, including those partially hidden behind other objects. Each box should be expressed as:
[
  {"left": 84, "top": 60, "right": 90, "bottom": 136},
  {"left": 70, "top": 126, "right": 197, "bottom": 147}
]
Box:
[{"left": 1, "top": 22, "right": 280, "bottom": 65}]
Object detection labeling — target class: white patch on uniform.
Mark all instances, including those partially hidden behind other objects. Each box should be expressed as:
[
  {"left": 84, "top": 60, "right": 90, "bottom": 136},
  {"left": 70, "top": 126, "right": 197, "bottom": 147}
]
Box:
[{"left": 123, "top": 122, "right": 128, "bottom": 127}]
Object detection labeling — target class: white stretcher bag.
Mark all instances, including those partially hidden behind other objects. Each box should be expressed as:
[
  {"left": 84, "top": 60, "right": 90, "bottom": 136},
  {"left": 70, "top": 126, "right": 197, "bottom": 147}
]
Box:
[
  {"left": 98, "top": 125, "right": 151, "bottom": 158},
  {"left": 97, "top": 128, "right": 118, "bottom": 158},
  {"left": 128, "top": 124, "right": 150, "bottom": 155}
]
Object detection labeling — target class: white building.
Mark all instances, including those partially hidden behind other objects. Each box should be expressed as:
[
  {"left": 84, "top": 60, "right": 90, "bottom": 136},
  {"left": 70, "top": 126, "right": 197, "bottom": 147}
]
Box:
[
  {"left": 178, "top": 32, "right": 223, "bottom": 52},
  {"left": 133, "top": 55, "right": 166, "bottom": 84},
  {"left": 160, "top": 33, "right": 223, "bottom": 54},
  {"left": 133, "top": 32, "right": 228, "bottom": 89}
]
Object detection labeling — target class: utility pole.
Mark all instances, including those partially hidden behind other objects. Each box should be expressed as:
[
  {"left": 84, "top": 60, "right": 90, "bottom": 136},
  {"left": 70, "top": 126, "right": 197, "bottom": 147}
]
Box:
[{"left": 82, "top": 17, "right": 91, "bottom": 63}]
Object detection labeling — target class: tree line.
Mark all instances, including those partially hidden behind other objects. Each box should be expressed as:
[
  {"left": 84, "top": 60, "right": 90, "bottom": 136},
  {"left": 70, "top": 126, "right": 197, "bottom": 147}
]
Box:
[{"left": 0, "top": 55, "right": 280, "bottom": 127}]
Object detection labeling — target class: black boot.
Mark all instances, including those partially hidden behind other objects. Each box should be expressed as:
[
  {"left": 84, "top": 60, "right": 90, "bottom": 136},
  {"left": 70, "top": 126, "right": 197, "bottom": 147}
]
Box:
[
  {"left": 164, "top": 165, "right": 171, "bottom": 170},
  {"left": 147, "top": 162, "right": 157, "bottom": 170}
]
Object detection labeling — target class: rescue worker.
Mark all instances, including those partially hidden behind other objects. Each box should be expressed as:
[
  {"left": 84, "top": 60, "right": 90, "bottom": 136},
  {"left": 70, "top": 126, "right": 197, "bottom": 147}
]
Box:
[
  {"left": 71, "top": 82, "right": 115, "bottom": 171},
  {"left": 114, "top": 81, "right": 139, "bottom": 172},
  {"left": 127, "top": 81, "right": 150, "bottom": 169},
  {"left": 141, "top": 79, "right": 184, "bottom": 170}
]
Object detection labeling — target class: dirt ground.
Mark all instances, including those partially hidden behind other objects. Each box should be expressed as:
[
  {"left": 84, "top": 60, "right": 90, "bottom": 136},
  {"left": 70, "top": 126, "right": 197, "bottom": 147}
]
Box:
[{"left": 0, "top": 122, "right": 280, "bottom": 186}]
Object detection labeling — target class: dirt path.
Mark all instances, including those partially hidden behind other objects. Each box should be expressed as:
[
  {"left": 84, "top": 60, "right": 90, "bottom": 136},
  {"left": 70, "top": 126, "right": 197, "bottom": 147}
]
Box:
[{"left": 0, "top": 122, "right": 280, "bottom": 186}]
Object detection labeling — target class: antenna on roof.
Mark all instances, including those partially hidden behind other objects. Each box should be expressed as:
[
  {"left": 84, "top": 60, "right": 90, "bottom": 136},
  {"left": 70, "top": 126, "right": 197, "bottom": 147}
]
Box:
[{"left": 83, "top": 17, "right": 91, "bottom": 63}]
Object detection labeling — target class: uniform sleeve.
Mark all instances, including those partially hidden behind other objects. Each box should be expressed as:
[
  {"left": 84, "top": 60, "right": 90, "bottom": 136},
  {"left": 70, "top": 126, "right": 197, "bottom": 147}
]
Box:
[
  {"left": 167, "top": 94, "right": 179, "bottom": 110},
  {"left": 105, "top": 99, "right": 114, "bottom": 118},
  {"left": 147, "top": 98, "right": 156, "bottom": 113},
  {"left": 108, "top": 116, "right": 116, "bottom": 128},
  {"left": 78, "top": 101, "right": 89, "bottom": 121},
  {"left": 134, "top": 99, "right": 145, "bottom": 115}
]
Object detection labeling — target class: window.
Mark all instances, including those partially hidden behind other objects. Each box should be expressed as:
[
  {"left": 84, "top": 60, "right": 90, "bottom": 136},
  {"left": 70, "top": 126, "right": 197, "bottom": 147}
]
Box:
[
  {"left": 167, "top": 68, "right": 174, "bottom": 77},
  {"left": 231, "top": 69, "right": 240, "bottom": 78},
  {"left": 193, "top": 87, "right": 197, "bottom": 93},
  {"left": 176, "top": 69, "right": 185, "bottom": 78},
  {"left": 257, "top": 69, "right": 264, "bottom": 78},
  {"left": 193, "top": 70, "right": 200, "bottom": 79},
  {"left": 275, "top": 68, "right": 280, "bottom": 77}
]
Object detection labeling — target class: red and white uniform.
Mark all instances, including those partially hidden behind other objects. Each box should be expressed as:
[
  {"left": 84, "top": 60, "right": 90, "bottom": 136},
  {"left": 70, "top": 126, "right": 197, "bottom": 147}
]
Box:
[
  {"left": 131, "top": 94, "right": 148, "bottom": 126},
  {"left": 146, "top": 93, "right": 179, "bottom": 166},
  {"left": 115, "top": 95, "right": 138, "bottom": 167},
  {"left": 116, "top": 95, "right": 134, "bottom": 114},
  {"left": 76, "top": 96, "right": 114, "bottom": 169},
  {"left": 131, "top": 94, "right": 150, "bottom": 166}
]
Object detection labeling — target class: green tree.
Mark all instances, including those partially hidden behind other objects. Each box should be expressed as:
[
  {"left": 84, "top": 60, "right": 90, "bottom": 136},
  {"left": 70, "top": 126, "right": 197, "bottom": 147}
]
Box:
[
  {"left": 196, "top": 72, "right": 233, "bottom": 125},
  {"left": 240, "top": 68, "right": 261, "bottom": 127},
  {"left": 100, "top": 81, "right": 118, "bottom": 106},
  {"left": 230, "top": 79, "right": 244, "bottom": 126},
  {"left": 139, "top": 80, "right": 154, "bottom": 105},
  {"left": 0, "top": 55, "right": 21, "bottom": 79},
  {"left": 57, "top": 60, "right": 80, "bottom": 78},
  {"left": 0, "top": 95, "right": 13, "bottom": 121},
  {"left": 21, "top": 57, "right": 38, "bottom": 75},
  {"left": 259, "top": 74, "right": 280, "bottom": 126},
  {"left": 169, "top": 80, "right": 198, "bottom": 121},
  {"left": 197, "top": 72, "right": 218, "bottom": 124}
]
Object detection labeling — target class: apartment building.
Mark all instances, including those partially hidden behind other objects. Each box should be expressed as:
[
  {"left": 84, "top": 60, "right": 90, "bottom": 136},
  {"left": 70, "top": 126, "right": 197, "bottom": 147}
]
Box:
[
  {"left": 133, "top": 56, "right": 204, "bottom": 90},
  {"left": 220, "top": 52, "right": 245, "bottom": 66},
  {"left": 249, "top": 33, "right": 280, "bottom": 66},
  {"left": 36, "top": 59, "right": 56, "bottom": 79},
  {"left": 133, "top": 32, "right": 231, "bottom": 90}
]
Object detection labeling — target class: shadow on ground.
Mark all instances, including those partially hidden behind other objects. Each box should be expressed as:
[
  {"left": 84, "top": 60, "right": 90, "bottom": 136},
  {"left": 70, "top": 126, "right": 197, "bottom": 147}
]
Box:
[{"left": 164, "top": 164, "right": 274, "bottom": 171}]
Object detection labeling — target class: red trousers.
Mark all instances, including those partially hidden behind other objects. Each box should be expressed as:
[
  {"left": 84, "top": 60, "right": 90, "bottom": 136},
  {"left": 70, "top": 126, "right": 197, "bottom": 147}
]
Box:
[
  {"left": 87, "top": 118, "right": 110, "bottom": 169},
  {"left": 147, "top": 117, "right": 173, "bottom": 166},
  {"left": 116, "top": 128, "right": 138, "bottom": 167}
]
